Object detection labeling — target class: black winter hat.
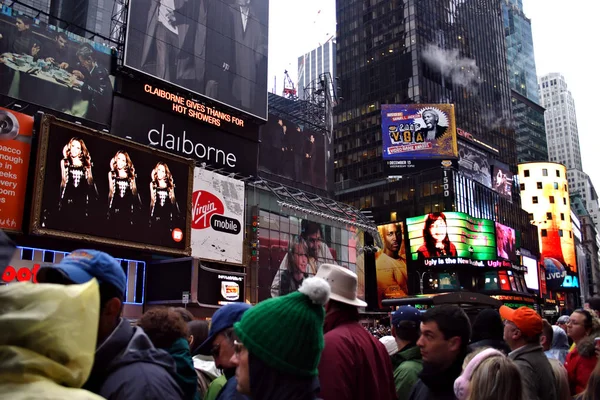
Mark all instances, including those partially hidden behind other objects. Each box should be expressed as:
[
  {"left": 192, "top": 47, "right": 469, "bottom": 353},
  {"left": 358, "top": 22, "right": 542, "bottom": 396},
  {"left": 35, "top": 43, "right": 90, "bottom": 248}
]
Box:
[{"left": 471, "top": 309, "right": 504, "bottom": 343}]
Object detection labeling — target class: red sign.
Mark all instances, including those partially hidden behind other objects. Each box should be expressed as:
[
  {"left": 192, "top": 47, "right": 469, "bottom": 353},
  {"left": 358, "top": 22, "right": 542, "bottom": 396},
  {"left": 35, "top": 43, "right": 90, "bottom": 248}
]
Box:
[
  {"left": 2, "top": 264, "right": 41, "bottom": 283},
  {"left": 191, "top": 190, "right": 224, "bottom": 229}
]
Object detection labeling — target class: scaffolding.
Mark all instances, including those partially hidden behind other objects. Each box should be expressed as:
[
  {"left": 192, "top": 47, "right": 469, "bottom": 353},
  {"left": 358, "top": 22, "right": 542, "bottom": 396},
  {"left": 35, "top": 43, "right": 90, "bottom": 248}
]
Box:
[{"left": 110, "top": 0, "right": 128, "bottom": 66}]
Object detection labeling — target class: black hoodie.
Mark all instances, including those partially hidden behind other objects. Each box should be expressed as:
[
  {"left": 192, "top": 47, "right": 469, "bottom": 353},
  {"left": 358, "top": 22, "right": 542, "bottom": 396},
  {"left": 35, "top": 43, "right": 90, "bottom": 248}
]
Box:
[
  {"left": 84, "top": 318, "right": 184, "bottom": 399},
  {"left": 408, "top": 352, "right": 466, "bottom": 400}
]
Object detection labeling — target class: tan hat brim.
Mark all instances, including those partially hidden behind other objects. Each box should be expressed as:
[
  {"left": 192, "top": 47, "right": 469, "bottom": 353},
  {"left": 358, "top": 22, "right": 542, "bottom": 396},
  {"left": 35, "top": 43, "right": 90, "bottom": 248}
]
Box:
[{"left": 329, "top": 292, "right": 368, "bottom": 308}]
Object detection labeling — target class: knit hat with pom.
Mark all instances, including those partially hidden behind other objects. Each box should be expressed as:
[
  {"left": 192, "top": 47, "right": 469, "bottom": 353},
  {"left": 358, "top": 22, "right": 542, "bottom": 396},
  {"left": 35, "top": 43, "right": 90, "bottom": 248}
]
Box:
[{"left": 234, "top": 276, "right": 330, "bottom": 377}]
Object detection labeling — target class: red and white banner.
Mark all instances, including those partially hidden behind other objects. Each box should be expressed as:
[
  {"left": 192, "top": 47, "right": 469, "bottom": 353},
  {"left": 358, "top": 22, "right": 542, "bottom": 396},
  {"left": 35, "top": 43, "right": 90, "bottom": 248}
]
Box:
[{"left": 191, "top": 168, "right": 245, "bottom": 265}]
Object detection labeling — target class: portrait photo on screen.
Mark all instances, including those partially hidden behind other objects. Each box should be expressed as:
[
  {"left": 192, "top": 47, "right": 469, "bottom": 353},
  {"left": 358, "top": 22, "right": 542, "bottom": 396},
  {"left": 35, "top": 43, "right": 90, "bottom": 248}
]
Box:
[
  {"left": 123, "top": 0, "right": 269, "bottom": 120},
  {"left": 375, "top": 222, "right": 408, "bottom": 308},
  {"left": 495, "top": 222, "right": 517, "bottom": 263},
  {"left": 30, "top": 115, "right": 193, "bottom": 254},
  {"left": 0, "top": 5, "right": 114, "bottom": 125},
  {"left": 416, "top": 212, "right": 458, "bottom": 260},
  {"left": 492, "top": 165, "right": 513, "bottom": 199}
]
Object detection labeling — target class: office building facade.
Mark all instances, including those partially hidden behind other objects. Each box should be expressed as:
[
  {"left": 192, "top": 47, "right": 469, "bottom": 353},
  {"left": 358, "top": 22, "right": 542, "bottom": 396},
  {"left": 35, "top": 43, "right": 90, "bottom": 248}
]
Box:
[{"left": 297, "top": 38, "right": 337, "bottom": 100}]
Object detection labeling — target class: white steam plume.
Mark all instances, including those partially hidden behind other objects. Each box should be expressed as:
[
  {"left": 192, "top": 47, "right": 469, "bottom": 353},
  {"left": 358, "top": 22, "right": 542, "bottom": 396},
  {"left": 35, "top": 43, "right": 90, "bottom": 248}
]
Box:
[{"left": 422, "top": 44, "right": 481, "bottom": 90}]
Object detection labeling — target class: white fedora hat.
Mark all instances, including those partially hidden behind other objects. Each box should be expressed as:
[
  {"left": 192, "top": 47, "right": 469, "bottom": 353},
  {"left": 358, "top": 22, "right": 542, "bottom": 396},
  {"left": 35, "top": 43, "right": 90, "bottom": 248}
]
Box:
[{"left": 315, "top": 263, "right": 367, "bottom": 308}]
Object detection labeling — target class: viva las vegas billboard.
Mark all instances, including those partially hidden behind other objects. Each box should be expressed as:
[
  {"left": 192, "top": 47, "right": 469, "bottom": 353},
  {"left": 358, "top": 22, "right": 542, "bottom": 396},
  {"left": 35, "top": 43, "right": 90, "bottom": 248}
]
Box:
[{"left": 191, "top": 168, "right": 245, "bottom": 265}]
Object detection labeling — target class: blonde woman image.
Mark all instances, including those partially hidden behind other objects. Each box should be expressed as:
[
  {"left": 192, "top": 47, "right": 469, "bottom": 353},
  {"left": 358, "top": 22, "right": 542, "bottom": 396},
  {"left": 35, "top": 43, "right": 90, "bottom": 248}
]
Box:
[
  {"left": 149, "top": 162, "right": 179, "bottom": 234},
  {"left": 58, "top": 137, "right": 98, "bottom": 219},
  {"left": 107, "top": 151, "right": 141, "bottom": 227}
]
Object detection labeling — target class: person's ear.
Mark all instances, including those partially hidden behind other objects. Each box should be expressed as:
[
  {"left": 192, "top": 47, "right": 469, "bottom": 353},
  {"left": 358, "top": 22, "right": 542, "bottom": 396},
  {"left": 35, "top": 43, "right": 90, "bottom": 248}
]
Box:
[
  {"left": 448, "top": 336, "right": 462, "bottom": 353},
  {"left": 188, "top": 335, "right": 194, "bottom": 346},
  {"left": 540, "top": 335, "right": 547, "bottom": 347},
  {"left": 102, "top": 297, "right": 122, "bottom": 320}
]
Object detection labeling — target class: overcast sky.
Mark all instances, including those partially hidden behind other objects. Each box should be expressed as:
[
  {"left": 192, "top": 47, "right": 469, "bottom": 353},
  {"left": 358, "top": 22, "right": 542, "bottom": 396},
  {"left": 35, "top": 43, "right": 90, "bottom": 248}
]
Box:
[{"left": 267, "top": 0, "right": 600, "bottom": 188}]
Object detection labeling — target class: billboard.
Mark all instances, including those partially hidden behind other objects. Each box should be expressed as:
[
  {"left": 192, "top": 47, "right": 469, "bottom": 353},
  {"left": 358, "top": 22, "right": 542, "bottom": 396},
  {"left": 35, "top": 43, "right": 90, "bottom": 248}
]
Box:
[
  {"left": 0, "top": 107, "right": 31, "bottom": 231},
  {"left": 111, "top": 96, "right": 258, "bottom": 176},
  {"left": 375, "top": 222, "right": 408, "bottom": 308},
  {"left": 458, "top": 140, "right": 492, "bottom": 188},
  {"left": 492, "top": 164, "right": 513, "bottom": 200},
  {"left": 191, "top": 168, "right": 245, "bottom": 265},
  {"left": 406, "top": 212, "right": 497, "bottom": 266},
  {"left": 0, "top": 5, "right": 114, "bottom": 125},
  {"left": 258, "top": 114, "right": 328, "bottom": 191},
  {"left": 30, "top": 115, "right": 194, "bottom": 255},
  {"left": 123, "top": 0, "right": 269, "bottom": 120},
  {"left": 257, "top": 210, "right": 364, "bottom": 302},
  {"left": 381, "top": 104, "right": 458, "bottom": 174},
  {"left": 495, "top": 222, "right": 517, "bottom": 263},
  {"left": 522, "top": 255, "right": 539, "bottom": 291},
  {"left": 197, "top": 263, "right": 246, "bottom": 306}
]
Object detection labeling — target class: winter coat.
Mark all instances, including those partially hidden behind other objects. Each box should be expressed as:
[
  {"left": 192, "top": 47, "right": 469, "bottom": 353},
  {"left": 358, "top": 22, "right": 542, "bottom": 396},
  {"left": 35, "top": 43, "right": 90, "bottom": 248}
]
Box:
[
  {"left": 393, "top": 345, "right": 423, "bottom": 400},
  {"left": 509, "top": 344, "right": 558, "bottom": 400},
  {"left": 318, "top": 306, "right": 397, "bottom": 400},
  {"left": 214, "top": 369, "right": 250, "bottom": 400},
  {"left": 204, "top": 375, "right": 227, "bottom": 400},
  {"left": 408, "top": 352, "right": 466, "bottom": 400},
  {"left": 83, "top": 317, "right": 184, "bottom": 399},
  {"left": 565, "top": 331, "right": 599, "bottom": 395},
  {"left": 193, "top": 354, "right": 222, "bottom": 398},
  {"left": 545, "top": 326, "right": 570, "bottom": 364},
  {"left": 168, "top": 337, "right": 200, "bottom": 400},
  {"left": 0, "top": 280, "right": 104, "bottom": 400},
  {"left": 468, "top": 338, "right": 511, "bottom": 355}
]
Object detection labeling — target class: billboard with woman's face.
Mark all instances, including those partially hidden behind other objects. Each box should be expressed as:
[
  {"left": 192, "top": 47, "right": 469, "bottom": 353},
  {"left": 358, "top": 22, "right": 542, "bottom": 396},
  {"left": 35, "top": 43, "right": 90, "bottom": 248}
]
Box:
[
  {"left": 30, "top": 115, "right": 193, "bottom": 254},
  {"left": 406, "top": 212, "right": 497, "bottom": 266}
]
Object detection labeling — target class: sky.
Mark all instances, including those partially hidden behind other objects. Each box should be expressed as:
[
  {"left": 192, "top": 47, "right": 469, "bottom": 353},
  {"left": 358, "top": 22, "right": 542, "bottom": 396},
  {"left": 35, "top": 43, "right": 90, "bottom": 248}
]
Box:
[{"left": 267, "top": 0, "right": 600, "bottom": 188}]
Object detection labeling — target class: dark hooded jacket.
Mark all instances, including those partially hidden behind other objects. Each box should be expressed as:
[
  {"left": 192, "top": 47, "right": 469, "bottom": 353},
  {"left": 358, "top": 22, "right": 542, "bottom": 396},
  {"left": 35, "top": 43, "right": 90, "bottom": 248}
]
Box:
[
  {"left": 248, "top": 353, "right": 321, "bottom": 400},
  {"left": 408, "top": 352, "right": 466, "bottom": 400},
  {"left": 468, "top": 309, "right": 511, "bottom": 354},
  {"left": 168, "top": 337, "right": 200, "bottom": 400},
  {"left": 83, "top": 318, "right": 183, "bottom": 399}
]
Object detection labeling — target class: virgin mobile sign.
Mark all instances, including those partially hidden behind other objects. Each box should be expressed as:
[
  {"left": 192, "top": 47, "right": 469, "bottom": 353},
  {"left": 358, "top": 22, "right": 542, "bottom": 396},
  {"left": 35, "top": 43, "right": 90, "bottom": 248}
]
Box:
[{"left": 191, "top": 168, "right": 245, "bottom": 265}]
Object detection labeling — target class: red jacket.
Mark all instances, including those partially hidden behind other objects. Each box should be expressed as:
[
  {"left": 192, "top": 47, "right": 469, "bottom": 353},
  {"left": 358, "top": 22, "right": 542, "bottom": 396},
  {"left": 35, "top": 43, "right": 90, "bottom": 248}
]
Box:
[
  {"left": 565, "top": 346, "right": 597, "bottom": 395},
  {"left": 318, "top": 307, "right": 396, "bottom": 400}
]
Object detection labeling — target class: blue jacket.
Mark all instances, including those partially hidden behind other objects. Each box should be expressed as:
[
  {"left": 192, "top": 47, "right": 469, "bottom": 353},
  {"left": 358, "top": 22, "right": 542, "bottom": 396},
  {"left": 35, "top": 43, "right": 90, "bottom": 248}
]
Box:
[
  {"left": 83, "top": 318, "right": 184, "bottom": 399},
  {"left": 215, "top": 370, "right": 250, "bottom": 400}
]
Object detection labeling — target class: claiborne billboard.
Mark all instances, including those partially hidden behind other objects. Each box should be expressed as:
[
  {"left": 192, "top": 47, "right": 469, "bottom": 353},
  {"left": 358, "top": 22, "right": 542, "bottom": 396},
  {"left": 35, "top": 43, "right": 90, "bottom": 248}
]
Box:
[
  {"left": 123, "top": 0, "right": 269, "bottom": 120},
  {"left": 30, "top": 115, "right": 194, "bottom": 255},
  {"left": 0, "top": 4, "right": 114, "bottom": 125},
  {"left": 381, "top": 104, "right": 458, "bottom": 174},
  {"left": 406, "top": 211, "right": 504, "bottom": 267}
]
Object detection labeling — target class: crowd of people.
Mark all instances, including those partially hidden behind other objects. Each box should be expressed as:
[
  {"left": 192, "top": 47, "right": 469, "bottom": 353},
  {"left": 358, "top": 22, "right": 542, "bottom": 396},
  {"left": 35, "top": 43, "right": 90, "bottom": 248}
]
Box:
[{"left": 3, "top": 240, "right": 600, "bottom": 399}]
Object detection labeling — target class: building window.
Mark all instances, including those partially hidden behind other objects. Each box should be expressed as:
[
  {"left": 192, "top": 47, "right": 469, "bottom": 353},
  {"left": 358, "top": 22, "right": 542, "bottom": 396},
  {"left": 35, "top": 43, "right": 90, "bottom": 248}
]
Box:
[
  {"left": 532, "top": 196, "right": 538, "bottom": 204},
  {"left": 561, "top": 213, "right": 565, "bottom": 221},
  {"left": 570, "top": 231, "right": 572, "bottom": 238},
  {"left": 556, "top": 170, "right": 561, "bottom": 177},
  {"left": 528, "top": 213, "right": 534, "bottom": 221},
  {"left": 554, "top": 182, "right": 559, "bottom": 189},
  {"left": 542, "top": 169, "right": 548, "bottom": 176},
  {"left": 537, "top": 182, "right": 543, "bottom": 189},
  {"left": 541, "top": 229, "right": 548, "bottom": 237},
  {"left": 546, "top": 212, "right": 552, "bottom": 220},
  {"left": 558, "top": 229, "right": 563, "bottom": 237},
  {"left": 520, "top": 183, "right": 525, "bottom": 191},
  {"left": 524, "top": 170, "right": 530, "bottom": 177},
  {"left": 549, "top": 196, "right": 555, "bottom": 203},
  {"left": 563, "top": 197, "right": 567, "bottom": 205}
]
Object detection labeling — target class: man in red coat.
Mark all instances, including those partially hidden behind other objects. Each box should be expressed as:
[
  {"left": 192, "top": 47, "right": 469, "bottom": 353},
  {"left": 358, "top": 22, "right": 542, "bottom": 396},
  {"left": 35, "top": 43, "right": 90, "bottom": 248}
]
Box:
[
  {"left": 565, "top": 309, "right": 599, "bottom": 395},
  {"left": 316, "top": 264, "right": 396, "bottom": 400}
]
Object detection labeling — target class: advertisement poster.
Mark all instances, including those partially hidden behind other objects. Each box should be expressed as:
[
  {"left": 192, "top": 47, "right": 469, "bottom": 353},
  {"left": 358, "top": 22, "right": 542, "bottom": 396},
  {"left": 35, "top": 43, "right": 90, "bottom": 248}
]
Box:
[
  {"left": 0, "top": 107, "right": 31, "bottom": 231},
  {"left": 124, "top": 0, "right": 269, "bottom": 120},
  {"left": 492, "top": 165, "right": 513, "bottom": 200},
  {"left": 458, "top": 140, "right": 492, "bottom": 188},
  {"left": 406, "top": 211, "right": 497, "bottom": 266},
  {"left": 0, "top": 5, "right": 114, "bottom": 125},
  {"left": 30, "top": 115, "right": 193, "bottom": 255},
  {"left": 257, "top": 209, "right": 364, "bottom": 302},
  {"left": 495, "top": 222, "right": 517, "bottom": 263},
  {"left": 375, "top": 222, "right": 408, "bottom": 308},
  {"left": 191, "top": 168, "right": 245, "bottom": 265},
  {"left": 197, "top": 264, "right": 246, "bottom": 306},
  {"left": 381, "top": 104, "right": 458, "bottom": 173},
  {"left": 111, "top": 96, "right": 259, "bottom": 176},
  {"left": 258, "top": 114, "right": 328, "bottom": 191}
]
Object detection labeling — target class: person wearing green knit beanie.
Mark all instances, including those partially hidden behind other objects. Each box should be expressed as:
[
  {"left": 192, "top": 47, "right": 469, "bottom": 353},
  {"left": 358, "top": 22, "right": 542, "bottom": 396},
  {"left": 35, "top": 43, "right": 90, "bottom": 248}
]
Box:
[{"left": 231, "top": 276, "right": 330, "bottom": 400}]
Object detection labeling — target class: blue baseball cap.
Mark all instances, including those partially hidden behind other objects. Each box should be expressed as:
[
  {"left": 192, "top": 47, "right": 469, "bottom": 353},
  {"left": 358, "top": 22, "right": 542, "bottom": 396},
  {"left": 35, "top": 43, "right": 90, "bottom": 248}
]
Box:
[
  {"left": 37, "top": 249, "right": 127, "bottom": 296},
  {"left": 195, "top": 302, "right": 251, "bottom": 356},
  {"left": 392, "top": 306, "right": 422, "bottom": 327}
]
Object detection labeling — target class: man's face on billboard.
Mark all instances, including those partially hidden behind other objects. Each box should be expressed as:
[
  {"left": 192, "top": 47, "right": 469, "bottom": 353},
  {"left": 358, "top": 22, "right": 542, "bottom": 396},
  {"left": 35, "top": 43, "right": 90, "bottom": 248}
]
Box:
[
  {"left": 57, "top": 35, "right": 67, "bottom": 49},
  {"left": 16, "top": 18, "right": 29, "bottom": 32},
  {"left": 383, "top": 225, "right": 401, "bottom": 253},
  {"left": 423, "top": 111, "right": 438, "bottom": 129},
  {"left": 305, "top": 231, "right": 321, "bottom": 258}
]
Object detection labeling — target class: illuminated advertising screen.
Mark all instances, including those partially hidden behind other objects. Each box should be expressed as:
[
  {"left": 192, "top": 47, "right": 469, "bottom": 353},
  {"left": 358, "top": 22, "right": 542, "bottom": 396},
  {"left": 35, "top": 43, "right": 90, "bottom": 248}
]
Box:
[
  {"left": 30, "top": 115, "right": 194, "bottom": 255},
  {"left": 495, "top": 222, "right": 517, "bottom": 263},
  {"left": 0, "top": 4, "right": 114, "bottom": 125},
  {"left": 124, "top": 0, "right": 269, "bottom": 120},
  {"left": 522, "top": 255, "right": 539, "bottom": 291},
  {"left": 492, "top": 165, "right": 513, "bottom": 200},
  {"left": 458, "top": 140, "right": 492, "bottom": 188},
  {"left": 197, "top": 263, "right": 246, "bottom": 306},
  {"left": 375, "top": 222, "right": 408, "bottom": 308},
  {"left": 258, "top": 114, "right": 328, "bottom": 191},
  {"left": 0, "top": 107, "right": 32, "bottom": 232},
  {"left": 381, "top": 104, "right": 458, "bottom": 174},
  {"left": 406, "top": 212, "right": 497, "bottom": 267},
  {"left": 257, "top": 210, "right": 364, "bottom": 302}
]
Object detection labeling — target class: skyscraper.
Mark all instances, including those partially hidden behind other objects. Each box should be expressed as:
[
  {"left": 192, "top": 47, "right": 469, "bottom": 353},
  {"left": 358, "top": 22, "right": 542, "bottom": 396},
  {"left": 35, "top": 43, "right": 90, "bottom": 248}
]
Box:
[
  {"left": 539, "top": 73, "right": 600, "bottom": 231},
  {"left": 501, "top": 0, "right": 548, "bottom": 163},
  {"left": 297, "top": 38, "right": 337, "bottom": 100}
]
